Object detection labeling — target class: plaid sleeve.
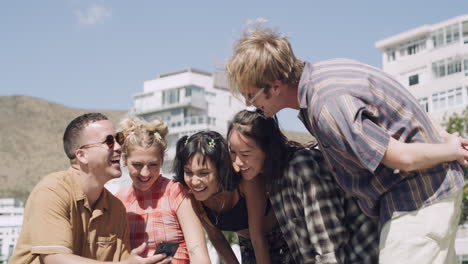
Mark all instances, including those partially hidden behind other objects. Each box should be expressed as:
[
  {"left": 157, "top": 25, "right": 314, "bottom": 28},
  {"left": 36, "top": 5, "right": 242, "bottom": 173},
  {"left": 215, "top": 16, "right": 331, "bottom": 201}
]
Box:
[
  {"left": 287, "top": 149, "right": 379, "bottom": 263},
  {"left": 315, "top": 94, "right": 390, "bottom": 172},
  {"left": 289, "top": 149, "right": 347, "bottom": 263}
]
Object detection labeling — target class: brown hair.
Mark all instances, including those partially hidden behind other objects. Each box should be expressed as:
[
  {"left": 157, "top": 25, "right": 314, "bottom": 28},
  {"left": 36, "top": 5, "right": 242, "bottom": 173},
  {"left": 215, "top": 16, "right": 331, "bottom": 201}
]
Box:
[
  {"left": 63, "top": 112, "right": 108, "bottom": 160},
  {"left": 227, "top": 109, "right": 303, "bottom": 191}
]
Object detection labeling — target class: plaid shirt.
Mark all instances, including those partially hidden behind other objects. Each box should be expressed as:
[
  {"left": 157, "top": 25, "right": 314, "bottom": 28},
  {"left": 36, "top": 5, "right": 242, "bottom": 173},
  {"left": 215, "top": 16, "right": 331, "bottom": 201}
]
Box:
[
  {"left": 269, "top": 147, "right": 379, "bottom": 264},
  {"left": 297, "top": 59, "right": 464, "bottom": 224},
  {"left": 116, "top": 176, "right": 189, "bottom": 264}
]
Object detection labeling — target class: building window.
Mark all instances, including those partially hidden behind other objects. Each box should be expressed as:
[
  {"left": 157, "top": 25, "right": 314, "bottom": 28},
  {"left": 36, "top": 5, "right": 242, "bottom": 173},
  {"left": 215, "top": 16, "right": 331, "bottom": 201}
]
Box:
[
  {"left": 432, "top": 56, "right": 462, "bottom": 78},
  {"left": 418, "top": 97, "right": 428, "bottom": 112},
  {"left": 433, "top": 23, "right": 461, "bottom": 47},
  {"left": 430, "top": 87, "right": 464, "bottom": 112},
  {"left": 409, "top": 74, "right": 419, "bottom": 86},
  {"left": 432, "top": 60, "right": 446, "bottom": 78},
  {"left": 387, "top": 50, "right": 396, "bottom": 62},
  {"left": 407, "top": 44, "right": 417, "bottom": 55},
  {"left": 399, "top": 38, "right": 426, "bottom": 57},
  {"left": 439, "top": 91, "right": 447, "bottom": 109},
  {"left": 447, "top": 89, "right": 455, "bottom": 106},
  {"left": 8, "top": 244, "right": 14, "bottom": 257},
  {"left": 446, "top": 25, "right": 453, "bottom": 44},
  {"left": 185, "top": 87, "right": 192, "bottom": 97},
  {"left": 466, "top": 86, "right": 468, "bottom": 103},
  {"left": 456, "top": 87, "right": 463, "bottom": 105},
  {"left": 453, "top": 23, "right": 460, "bottom": 43},
  {"left": 447, "top": 58, "right": 455, "bottom": 75},
  {"left": 455, "top": 58, "right": 462, "bottom": 73},
  {"left": 445, "top": 57, "right": 462, "bottom": 75},
  {"left": 432, "top": 93, "right": 439, "bottom": 111},
  {"left": 169, "top": 89, "right": 179, "bottom": 104},
  {"left": 464, "top": 58, "right": 468, "bottom": 76},
  {"left": 433, "top": 28, "right": 444, "bottom": 47},
  {"left": 163, "top": 89, "right": 180, "bottom": 105},
  {"left": 463, "top": 21, "right": 468, "bottom": 44}
]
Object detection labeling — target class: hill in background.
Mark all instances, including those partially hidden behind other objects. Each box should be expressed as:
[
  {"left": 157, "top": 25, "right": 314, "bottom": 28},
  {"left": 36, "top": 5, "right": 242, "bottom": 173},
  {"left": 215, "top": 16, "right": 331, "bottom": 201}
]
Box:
[
  {"left": 0, "top": 95, "right": 314, "bottom": 202},
  {"left": 0, "top": 95, "right": 127, "bottom": 201}
]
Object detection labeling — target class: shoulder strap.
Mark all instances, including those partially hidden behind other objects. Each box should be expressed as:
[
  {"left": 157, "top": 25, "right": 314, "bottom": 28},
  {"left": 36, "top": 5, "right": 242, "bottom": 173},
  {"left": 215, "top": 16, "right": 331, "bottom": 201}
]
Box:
[{"left": 194, "top": 199, "right": 217, "bottom": 229}]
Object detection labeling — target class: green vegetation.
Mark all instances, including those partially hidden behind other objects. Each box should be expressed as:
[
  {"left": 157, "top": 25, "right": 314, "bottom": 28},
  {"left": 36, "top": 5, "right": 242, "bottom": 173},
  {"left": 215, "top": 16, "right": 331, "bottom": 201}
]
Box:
[{"left": 443, "top": 107, "right": 468, "bottom": 224}]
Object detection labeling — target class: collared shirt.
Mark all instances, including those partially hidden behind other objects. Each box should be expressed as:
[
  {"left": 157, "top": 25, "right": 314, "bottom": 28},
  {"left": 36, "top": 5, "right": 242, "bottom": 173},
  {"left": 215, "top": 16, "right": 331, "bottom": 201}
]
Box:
[
  {"left": 116, "top": 176, "right": 189, "bottom": 264},
  {"left": 269, "top": 147, "right": 379, "bottom": 264},
  {"left": 297, "top": 58, "right": 464, "bottom": 224},
  {"left": 10, "top": 167, "right": 131, "bottom": 264}
]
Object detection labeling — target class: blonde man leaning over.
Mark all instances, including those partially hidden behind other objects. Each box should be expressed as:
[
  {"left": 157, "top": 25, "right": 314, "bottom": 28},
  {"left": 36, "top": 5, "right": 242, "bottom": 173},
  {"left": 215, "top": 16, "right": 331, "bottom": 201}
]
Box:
[{"left": 226, "top": 22, "right": 468, "bottom": 264}]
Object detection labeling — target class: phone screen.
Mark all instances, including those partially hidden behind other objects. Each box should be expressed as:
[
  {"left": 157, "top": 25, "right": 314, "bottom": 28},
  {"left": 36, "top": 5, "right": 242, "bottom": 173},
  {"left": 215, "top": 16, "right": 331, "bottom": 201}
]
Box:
[{"left": 154, "top": 241, "right": 179, "bottom": 257}]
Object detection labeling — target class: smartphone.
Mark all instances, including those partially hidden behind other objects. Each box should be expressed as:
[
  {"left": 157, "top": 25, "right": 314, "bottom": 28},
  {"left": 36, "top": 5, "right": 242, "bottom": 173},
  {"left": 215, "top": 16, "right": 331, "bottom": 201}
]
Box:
[{"left": 154, "top": 241, "right": 179, "bottom": 257}]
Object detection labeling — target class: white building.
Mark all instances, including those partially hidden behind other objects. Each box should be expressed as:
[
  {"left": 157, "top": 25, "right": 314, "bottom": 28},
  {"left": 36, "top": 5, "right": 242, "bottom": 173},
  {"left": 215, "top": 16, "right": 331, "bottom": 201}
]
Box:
[
  {"left": 456, "top": 225, "right": 468, "bottom": 264},
  {"left": 375, "top": 14, "right": 468, "bottom": 122},
  {"left": 115, "top": 68, "right": 244, "bottom": 180},
  {"left": 0, "top": 198, "right": 23, "bottom": 264},
  {"left": 376, "top": 15, "right": 468, "bottom": 262},
  {"left": 132, "top": 68, "right": 244, "bottom": 176}
]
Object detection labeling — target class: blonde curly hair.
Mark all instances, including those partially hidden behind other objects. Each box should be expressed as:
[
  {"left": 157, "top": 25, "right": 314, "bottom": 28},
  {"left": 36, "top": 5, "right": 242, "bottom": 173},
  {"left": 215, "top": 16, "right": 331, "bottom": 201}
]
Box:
[{"left": 117, "top": 116, "right": 168, "bottom": 160}]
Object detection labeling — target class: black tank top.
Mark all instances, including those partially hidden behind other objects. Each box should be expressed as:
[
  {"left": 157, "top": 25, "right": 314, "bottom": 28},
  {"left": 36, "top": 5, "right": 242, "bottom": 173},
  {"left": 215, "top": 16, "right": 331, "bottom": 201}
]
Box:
[{"left": 202, "top": 189, "right": 271, "bottom": 231}]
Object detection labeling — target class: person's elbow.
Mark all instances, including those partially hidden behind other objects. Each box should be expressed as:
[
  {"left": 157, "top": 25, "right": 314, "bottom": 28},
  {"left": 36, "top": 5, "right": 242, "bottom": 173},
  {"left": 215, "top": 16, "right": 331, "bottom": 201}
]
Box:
[
  {"left": 382, "top": 138, "right": 419, "bottom": 171},
  {"left": 390, "top": 153, "right": 417, "bottom": 171},
  {"left": 382, "top": 148, "right": 420, "bottom": 171}
]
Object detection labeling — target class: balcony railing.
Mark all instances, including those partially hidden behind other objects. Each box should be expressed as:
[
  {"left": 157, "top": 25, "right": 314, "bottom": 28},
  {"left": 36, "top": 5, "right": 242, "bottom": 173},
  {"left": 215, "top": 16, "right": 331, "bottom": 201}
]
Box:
[
  {"left": 132, "top": 92, "right": 207, "bottom": 115},
  {"left": 168, "top": 115, "right": 216, "bottom": 129}
]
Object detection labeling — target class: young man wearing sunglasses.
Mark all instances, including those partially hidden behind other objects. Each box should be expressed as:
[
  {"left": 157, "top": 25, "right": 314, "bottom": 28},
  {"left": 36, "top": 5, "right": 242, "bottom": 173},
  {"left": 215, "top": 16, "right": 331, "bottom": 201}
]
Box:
[
  {"left": 10, "top": 113, "right": 172, "bottom": 264},
  {"left": 226, "top": 23, "right": 468, "bottom": 264}
]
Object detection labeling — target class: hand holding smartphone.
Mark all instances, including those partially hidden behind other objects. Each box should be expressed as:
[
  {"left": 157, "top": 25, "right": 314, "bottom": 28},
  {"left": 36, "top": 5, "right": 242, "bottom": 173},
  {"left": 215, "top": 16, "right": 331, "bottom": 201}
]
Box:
[{"left": 154, "top": 241, "right": 179, "bottom": 257}]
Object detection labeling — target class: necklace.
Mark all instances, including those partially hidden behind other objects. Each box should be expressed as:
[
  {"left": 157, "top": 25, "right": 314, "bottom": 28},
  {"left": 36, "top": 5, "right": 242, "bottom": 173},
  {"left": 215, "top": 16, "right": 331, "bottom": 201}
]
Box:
[{"left": 204, "top": 190, "right": 237, "bottom": 226}]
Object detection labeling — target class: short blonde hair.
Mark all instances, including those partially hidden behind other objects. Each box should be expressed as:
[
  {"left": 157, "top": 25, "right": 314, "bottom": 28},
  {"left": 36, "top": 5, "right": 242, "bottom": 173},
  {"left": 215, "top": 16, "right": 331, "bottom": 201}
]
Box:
[
  {"left": 117, "top": 116, "right": 168, "bottom": 160},
  {"left": 226, "top": 22, "right": 304, "bottom": 96}
]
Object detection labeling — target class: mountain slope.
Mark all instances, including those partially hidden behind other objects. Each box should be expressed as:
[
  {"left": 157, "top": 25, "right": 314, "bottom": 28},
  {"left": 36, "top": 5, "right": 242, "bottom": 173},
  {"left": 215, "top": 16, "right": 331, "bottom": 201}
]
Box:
[
  {"left": 0, "top": 95, "right": 127, "bottom": 200},
  {"left": 0, "top": 95, "right": 315, "bottom": 201}
]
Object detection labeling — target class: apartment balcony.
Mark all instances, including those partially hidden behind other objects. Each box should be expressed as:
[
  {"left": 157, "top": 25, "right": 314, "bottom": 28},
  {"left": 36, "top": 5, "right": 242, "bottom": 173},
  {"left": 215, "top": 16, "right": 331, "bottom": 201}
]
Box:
[
  {"left": 132, "top": 91, "right": 207, "bottom": 115},
  {"left": 167, "top": 115, "right": 217, "bottom": 134}
]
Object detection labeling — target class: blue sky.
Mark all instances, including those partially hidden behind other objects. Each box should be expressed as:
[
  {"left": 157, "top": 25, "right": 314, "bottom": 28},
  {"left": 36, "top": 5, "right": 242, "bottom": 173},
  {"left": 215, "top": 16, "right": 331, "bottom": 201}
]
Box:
[{"left": 1, "top": 1, "right": 466, "bottom": 132}]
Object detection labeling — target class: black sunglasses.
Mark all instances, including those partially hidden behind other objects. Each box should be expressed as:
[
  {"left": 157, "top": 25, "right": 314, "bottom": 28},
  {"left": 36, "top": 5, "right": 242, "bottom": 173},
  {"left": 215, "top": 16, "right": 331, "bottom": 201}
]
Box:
[{"left": 79, "top": 132, "right": 125, "bottom": 150}]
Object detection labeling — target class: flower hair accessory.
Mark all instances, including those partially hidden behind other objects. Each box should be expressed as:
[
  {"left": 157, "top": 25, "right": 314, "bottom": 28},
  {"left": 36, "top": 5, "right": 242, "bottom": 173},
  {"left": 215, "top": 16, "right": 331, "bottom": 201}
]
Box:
[
  {"left": 208, "top": 139, "right": 216, "bottom": 148},
  {"left": 154, "top": 132, "right": 162, "bottom": 141}
]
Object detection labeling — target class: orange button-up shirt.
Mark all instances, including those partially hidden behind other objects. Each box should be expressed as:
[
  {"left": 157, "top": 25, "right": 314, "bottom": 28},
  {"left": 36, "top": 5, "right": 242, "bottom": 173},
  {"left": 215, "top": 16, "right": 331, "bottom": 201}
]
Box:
[{"left": 10, "top": 167, "right": 131, "bottom": 264}]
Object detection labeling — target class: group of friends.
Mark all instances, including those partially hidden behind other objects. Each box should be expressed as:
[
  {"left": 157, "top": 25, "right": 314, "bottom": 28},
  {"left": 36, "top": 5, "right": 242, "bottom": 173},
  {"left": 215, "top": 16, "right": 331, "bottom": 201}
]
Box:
[{"left": 9, "top": 23, "right": 468, "bottom": 264}]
